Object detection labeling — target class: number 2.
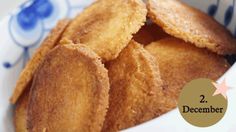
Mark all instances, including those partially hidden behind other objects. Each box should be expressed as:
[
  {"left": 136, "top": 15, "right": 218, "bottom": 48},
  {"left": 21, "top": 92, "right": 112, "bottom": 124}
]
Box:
[{"left": 200, "top": 95, "right": 205, "bottom": 103}]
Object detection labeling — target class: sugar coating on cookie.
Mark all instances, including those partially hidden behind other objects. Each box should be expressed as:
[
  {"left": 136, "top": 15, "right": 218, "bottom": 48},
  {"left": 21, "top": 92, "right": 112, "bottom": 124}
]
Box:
[
  {"left": 10, "top": 19, "right": 71, "bottom": 104},
  {"left": 148, "top": 0, "right": 236, "bottom": 55},
  {"left": 102, "top": 40, "right": 165, "bottom": 132},
  {"left": 14, "top": 85, "right": 30, "bottom": 132},
  {"left": 145, "top": 37, "right": 229, "bottom": 108},
  {"left": 28, "top": 44, "right": 109, "bottom": 132},
  {"left": 61, "top": 0, "right": 147, "bottom": 61}
]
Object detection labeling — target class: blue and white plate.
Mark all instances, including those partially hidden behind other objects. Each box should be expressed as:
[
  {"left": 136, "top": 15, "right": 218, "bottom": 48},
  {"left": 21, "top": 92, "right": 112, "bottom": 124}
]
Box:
[{"left": 0, "top": 0, "right": 236, "bottom": 132}]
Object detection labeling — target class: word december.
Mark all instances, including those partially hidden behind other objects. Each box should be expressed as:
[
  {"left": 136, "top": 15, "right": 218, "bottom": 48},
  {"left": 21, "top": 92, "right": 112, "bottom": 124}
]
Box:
[{"left": 182, "top": 105, "right": 223, "bottom": 113}]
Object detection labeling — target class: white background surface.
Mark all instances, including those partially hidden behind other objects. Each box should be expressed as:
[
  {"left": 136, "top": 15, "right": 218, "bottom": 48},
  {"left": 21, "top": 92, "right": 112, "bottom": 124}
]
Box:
[{"left": 0, "top": 0, "right": 25, "bottom": 19}]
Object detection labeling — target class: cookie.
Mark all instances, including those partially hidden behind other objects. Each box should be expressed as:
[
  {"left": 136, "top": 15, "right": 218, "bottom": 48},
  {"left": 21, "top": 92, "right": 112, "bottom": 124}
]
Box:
[
  {"left": 145, "top": 37, "right": 230, "bottom": 107},
  {"left": 27, "top": 44, "right": 109, "bottom": 132},
  {"left": 148, "top": 0, "right": 236, "bottom": 55},
  {"left": 102, "top": 40, "right": 165, "bottom": 132},
  {"left": 10, "top": 19, "right": 70, "bottom": 104},
  {"left": 61, "top": 0, "right": 147, "bottom": 61}
]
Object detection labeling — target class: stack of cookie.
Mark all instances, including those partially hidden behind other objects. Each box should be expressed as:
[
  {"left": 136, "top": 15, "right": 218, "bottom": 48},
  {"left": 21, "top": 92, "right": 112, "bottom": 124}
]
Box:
[{"left": 10, "top": 0, "right": 236, "bottom": 132}]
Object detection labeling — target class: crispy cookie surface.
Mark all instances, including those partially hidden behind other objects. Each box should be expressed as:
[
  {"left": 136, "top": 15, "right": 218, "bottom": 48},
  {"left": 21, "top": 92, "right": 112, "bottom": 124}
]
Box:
[
  {"left": 61, "top": 0, "right": 147, "bottom": 61},
  {"left": 147, "top": 0, "right": 236, "bottom": 55},
  {"left": 27, "top": 44, "right": 109, "bottom": 132},
  {"left": 14, "top": 85, "right": 31, "bottom": 132},
  {"left": 145, "top": 37, "right": 229, "bottom": 107},
  {"left": 10, "top": 19, "right": 70, "bottom": 104},
  {"left": 102, "top": 40, "right": 164, "bottom": 132}
]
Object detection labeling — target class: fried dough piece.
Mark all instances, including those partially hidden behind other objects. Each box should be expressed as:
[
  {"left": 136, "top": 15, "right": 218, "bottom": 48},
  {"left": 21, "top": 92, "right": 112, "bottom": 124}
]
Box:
[
  {"left": 145, "top": 37, "right": 230, "bottom": 107},
  {"left": 133, "top": 22, "right": 169, "bottom": 45},
  {"left": 14, "top": 84, "right": 31, "bottom": 132},
  {"left": 10, "top": 19, "right": 70, "bottom": 104},
  {"left": 102, "top": 40, "right": 165, "bottom": 132},
  {"left": 27, "top": 44, "right": 109, "bottom": 132},
  {"left": 61, "top": 0, "right": 147, "bottom": 61},
  {"left": 147, "top": 0, "right": 236, "bottom": 55}
]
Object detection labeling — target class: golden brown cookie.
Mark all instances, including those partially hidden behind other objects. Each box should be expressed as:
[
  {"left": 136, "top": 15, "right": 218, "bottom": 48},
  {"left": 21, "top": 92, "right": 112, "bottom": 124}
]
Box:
[
  {"left": 27, "top": 44, "right": 109, "bottom": 132},
  {"left": 10, "top": 19, "right": 70, "bottom": 104},
  {"left": 102, "top": 40, "right": 165, "bottom": 132},
  {"left": 14, "top": 84, "right": 31, "bottom": 132},
  {"left": 147, "top": 0, "right": 236, "bottom": 55},
  {"left": 61, "top": 0, "right": 147, "bottom": 61},
  {"left": 145, "top": 37, "right": 230, "bottom": 107},
  {"left": 133, "top": 22, "right": 169, "bottom": 45}
]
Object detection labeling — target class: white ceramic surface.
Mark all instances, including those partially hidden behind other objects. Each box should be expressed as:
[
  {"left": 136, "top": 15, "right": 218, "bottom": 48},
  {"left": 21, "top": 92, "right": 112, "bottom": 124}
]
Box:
[
  {"left": 0, "top": 0, "right": 235, "bottom": 132},
  {"left": 0, "top": 0, "right": 25, "bottom": 19}
]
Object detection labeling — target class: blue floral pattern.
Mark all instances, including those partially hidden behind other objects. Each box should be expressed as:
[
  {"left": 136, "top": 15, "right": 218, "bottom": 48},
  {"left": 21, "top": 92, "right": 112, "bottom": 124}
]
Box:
[
  {"left": 1, "top": 1, "right": 236, "bottom": 132},
  {"left": 224, "top": 0, "right": 235, "bottom": 26},
  {"left": 17, "top": 0, "right": 53, "bottom": 30},
  {"left": 207, "top": 0, "right": 235, "bottom": 27},
  {"left": 208, "top": 0, "right": 220, "bottom": 16},
  {"left": 3, "top": 0, "right": 92, "bottom": 69},
  {"left": 2, "top": 0, "right": 236, "bottom": 69}
]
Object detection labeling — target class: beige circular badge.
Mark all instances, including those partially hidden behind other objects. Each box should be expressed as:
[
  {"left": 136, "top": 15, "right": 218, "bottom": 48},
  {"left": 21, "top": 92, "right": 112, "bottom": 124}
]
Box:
[{"left": 178, "top": 78, "right": 227, "bottom": 127}]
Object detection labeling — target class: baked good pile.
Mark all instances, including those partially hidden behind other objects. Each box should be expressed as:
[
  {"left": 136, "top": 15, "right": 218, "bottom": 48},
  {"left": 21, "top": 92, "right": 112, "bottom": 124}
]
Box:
[{"left": 10, "top": 0, "right": 236, "bottom": 132}]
